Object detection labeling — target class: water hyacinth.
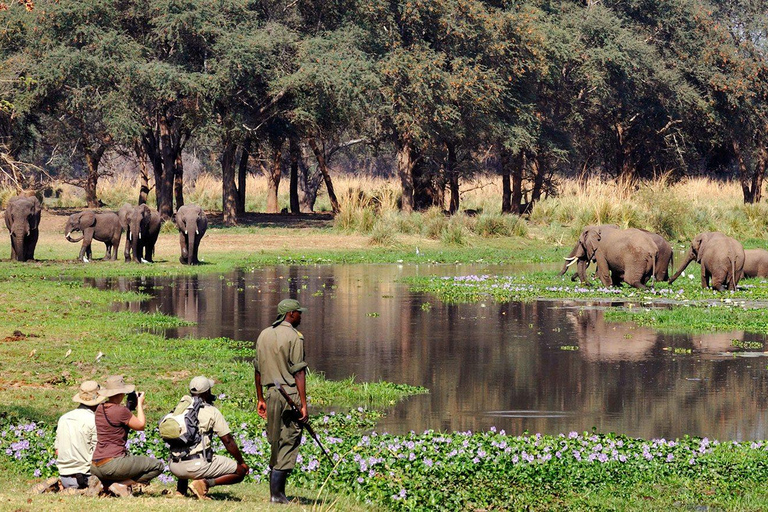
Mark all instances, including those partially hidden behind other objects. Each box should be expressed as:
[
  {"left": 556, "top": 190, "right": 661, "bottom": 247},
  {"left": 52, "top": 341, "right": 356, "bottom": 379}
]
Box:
[{"left": 4, "top": 413, "right": 768, "bottom": 511}]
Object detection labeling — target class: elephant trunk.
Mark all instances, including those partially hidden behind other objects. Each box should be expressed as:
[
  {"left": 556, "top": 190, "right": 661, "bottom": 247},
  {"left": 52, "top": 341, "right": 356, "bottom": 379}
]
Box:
[
  {"left": 669, "top": 250, "right": 695, "bottom": 284},
  {"left": 559, "top": 242, "right": 584, "bottom": 277},
  {"left": 66, "top": 231, "right": 84, "bottom": 243},
  {"left": 11, "top": 231, "right": 26, "bottom": 262},
  {"left": 187, "top": 230, "right": 196, "bottom": 265}
]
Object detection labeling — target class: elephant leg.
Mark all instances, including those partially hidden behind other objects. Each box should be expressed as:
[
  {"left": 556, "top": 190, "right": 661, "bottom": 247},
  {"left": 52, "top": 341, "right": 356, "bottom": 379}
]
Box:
[
  {"left": 192, "top": 236, "right": 202, "bottom": 264},
  {"left": 179, "top": 233, "right": 188, "bottom": 264},
  {"left": 700, "top": 267, "right": 708, "bottom": 289},
  {"left": 9, "top": 236, "right": 17, "bottom": 261},
  {"left": 26, "top": 231, "right": 38, "bottom": 261},
  {"left": 104, "top": 243, "right": 112, "bottom": 260},
  {"left": 595, "top": 255, "right": 613, "bottom": 287}
]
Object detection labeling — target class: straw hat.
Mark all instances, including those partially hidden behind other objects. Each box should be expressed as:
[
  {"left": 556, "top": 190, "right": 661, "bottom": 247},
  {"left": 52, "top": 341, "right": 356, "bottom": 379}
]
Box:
[
  {"left": 97, "top": 375, "right": 136, "bottom": 397},
  {"left": 72, "top": 380, "right": 106, "bottom": 406}
]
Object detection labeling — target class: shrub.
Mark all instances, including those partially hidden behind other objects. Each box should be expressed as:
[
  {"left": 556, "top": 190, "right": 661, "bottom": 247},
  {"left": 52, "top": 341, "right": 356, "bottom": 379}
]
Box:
[{"left": 474, "top": 214, "right": 511, "bottom": 238}]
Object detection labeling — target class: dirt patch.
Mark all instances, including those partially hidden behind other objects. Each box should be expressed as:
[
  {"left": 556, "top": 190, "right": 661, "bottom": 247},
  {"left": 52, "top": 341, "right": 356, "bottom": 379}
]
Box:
[{"left": 2, "top": 330, "right": 34, "bottom": 342}]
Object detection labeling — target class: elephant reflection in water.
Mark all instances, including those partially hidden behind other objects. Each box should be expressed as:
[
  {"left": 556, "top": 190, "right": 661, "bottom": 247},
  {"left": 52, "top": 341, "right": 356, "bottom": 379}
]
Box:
[
  {"left": 565, "top": 306, "right": 659, "bottom": 362},
  {"left": 173, "top": 276, "right": 202, "bottom": 323}
]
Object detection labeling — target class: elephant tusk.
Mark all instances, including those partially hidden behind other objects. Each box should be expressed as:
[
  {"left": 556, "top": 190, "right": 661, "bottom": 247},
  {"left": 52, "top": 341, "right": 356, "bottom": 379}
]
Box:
[
  {"left": 185, "top": 230, "right": 188, "bottom": 235},
  {"left": 138, "top": 232, "right": 142, "bottom": 240},
  {"left": 195, "top": 229, "right": 199, "bottom": 235},
  {"left": 563, "top": 256, "right": 578, "bottom": 261},
  {"left": 565, "top": 258, "right": 578, "bottom": 268}
]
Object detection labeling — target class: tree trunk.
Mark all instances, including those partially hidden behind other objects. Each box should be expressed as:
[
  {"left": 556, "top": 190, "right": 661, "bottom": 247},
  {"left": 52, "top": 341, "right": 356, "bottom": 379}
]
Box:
[
  {"left": 135, "top": 141, "right": 150, "bottom": 205},
  {"left": 174, "top": 152, "right": 184, "bottom": 210},
  {"left": 84, "top": 144, "right": 107, "bottom": 208},
  {"left": 500, "top": 147, "right": 512, "bottom": 214},
  {"left": 530, "top": 154, "right": 545, "bottom": 203},
  {"left": 222, "top": 139, "right": 239, "bottom": 226},
  {"left": 141, "top": 129, "right": 163, "bottom": 209},
  {"left": 265, "top": 138, "right": 284, "bottom": 214},
  {"left": 307, "top": 138, "right": 340, "bottom": 214},
  {"left": 289, "top": 136, "right": 300, "bottom": 214},
  {"left": 397, "top": 138, "right": 415, "bottom": 213},
  {"left": 158, "top": 116, "right": 175, "bottom": 219},
  {"left": 236, "top": 138, "right": 250, "bottom": 215},
  {"left": 446, "top": 142, "right": 459, "bottom": 214},
  {"left": 511, "top": 151, "right": 525, "bottom": 214},
  {"left": 615, "top": 122, "right": 635, "bottom": 181}
]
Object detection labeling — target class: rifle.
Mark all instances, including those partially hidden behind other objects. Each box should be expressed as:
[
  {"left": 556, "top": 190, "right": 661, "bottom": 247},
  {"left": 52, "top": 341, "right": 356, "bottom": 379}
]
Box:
[{"left": 274, "top": 380, "right": 332, "bottom": 462}]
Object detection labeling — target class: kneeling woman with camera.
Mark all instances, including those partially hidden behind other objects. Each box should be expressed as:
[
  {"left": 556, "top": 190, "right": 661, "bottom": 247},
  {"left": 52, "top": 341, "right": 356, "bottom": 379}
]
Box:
[{"left": 90, "top": 375, "right": 164, "bottom": 497}]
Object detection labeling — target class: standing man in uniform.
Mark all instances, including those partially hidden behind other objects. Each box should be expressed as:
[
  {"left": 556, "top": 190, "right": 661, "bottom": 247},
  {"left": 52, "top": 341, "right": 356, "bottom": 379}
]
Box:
[{"left": 254, "top": 298, "right": 308, "bottom": 504}]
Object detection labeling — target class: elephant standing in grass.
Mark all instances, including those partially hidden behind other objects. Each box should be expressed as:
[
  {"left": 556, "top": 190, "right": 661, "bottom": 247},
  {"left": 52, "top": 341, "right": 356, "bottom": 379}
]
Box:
[
  {"left": 174, "top": 204, "right": 207, "bottom": 265},
  {"left": 64, "top": 210, "right": 122, "bottom": 262},
  {"left": 641, "top": 230, "right": 673, "bottom": 282},
  {"left": 4, "top": 195, "right": 42, "bottom": 262},
  {"left": 560, "top": 224, "right": 619, "bottom": 284},
  {"left": 569, "top": 226, "right": 659, "bottom": 289},
  {"left": 125, "top": 204, "right": 162, "bottom": 263},
  {"left": 669, "top": 232, "right": 745, "bottom": 290},
  {"left": 743, "top": 249, "right": 768, "bottom": 278}
]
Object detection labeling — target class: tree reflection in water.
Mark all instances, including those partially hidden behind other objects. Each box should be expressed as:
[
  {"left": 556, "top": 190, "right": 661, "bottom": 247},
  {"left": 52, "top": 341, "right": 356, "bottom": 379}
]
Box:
[{"left": 94, "top": 264, "right": 768, "bottom": 441}]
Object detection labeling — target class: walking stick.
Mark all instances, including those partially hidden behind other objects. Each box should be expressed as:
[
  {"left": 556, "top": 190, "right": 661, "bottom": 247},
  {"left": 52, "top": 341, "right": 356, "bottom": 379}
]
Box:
[{"left": 274, "top": 380, "right": 333, "bottom": 462}]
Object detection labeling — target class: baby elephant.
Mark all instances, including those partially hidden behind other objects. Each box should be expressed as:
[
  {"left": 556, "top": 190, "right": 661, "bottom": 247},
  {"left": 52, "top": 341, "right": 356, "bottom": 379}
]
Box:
[
  {"left": 64, "top": 210, "right": 122, "bottom": 262},
  {"left": 743, "top": 249, "right": 768, "bottom": 278},
  {"left": 174, "top": 204, "right": 207, "bottom": 265}
]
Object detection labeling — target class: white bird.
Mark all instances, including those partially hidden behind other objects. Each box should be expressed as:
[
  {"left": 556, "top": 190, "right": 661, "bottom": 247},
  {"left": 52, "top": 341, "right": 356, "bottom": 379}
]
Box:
[
  {"left": 95, "top": 351, "right": 104, "bottom": 362},
  {"left": 63, "top": 349, "right": 72, "bottom": 359}
]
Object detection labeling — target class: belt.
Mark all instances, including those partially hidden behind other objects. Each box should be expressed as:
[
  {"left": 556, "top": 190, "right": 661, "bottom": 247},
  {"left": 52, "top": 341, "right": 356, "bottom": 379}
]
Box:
[
  {"left": 171, "top": 452, "right": 205, "bottom": 463},
  {"left": 266, "top": 382, "right": 295, "bottom": 389},
  {"left": 92, "top": 457, "right": 114, "bottom": 467}
]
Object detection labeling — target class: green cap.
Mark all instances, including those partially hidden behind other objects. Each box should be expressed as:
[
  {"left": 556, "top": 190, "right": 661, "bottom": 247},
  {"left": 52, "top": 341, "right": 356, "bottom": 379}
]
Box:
[{"left": 272, "top": 298, "right": 307, "bottom": 327}]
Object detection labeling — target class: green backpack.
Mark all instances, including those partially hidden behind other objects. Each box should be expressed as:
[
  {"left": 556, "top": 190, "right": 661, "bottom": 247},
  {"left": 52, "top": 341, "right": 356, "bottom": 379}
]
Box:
[{"left": 158, "top": 396, "right": 204, "bottom": 453}]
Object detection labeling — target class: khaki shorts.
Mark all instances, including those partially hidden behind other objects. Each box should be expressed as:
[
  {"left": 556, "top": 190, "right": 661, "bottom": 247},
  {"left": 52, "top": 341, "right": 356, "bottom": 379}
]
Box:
[{"left": 169, "top": 455, "right": 238, "bottom": 480}]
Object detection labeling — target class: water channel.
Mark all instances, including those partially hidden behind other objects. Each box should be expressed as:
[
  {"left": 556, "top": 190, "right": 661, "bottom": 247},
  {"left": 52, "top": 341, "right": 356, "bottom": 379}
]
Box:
[{"left": 87, "top": 264, "right": 768, "bottom": 441}]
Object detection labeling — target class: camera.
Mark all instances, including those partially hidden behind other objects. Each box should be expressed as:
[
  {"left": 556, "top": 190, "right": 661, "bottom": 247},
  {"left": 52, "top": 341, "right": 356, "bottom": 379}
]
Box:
[{"left": 126, "top": 391, "right": 138, "bottom": 411}]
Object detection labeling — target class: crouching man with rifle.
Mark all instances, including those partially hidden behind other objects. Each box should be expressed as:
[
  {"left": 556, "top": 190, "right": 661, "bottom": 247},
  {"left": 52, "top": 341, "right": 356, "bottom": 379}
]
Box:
[{"left": 254, "top": 299, "right": 310, "bottom": 504}]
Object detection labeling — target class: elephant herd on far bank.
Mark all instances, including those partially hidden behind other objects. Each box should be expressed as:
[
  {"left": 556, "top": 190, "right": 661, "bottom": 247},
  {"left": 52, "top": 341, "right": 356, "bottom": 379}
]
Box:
[
  {"left": 3, "top": 194, "right": 208, "bottom": 265},
  {"left": 560, "top": 224, "right": 768, "bottom": 291}
]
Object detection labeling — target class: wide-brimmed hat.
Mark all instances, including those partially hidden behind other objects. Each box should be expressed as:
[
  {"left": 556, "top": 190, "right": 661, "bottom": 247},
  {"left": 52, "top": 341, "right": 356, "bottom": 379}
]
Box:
[
  {"left": 97, "top": 375, "right": 135, "bottom": 397},
  {"left": 272, "top": 298, "right": 307, "bottom": 327},
  {"left": 72, "top": 380, "right": 106, "bottom": 406},
  {"left": 189, "top": 376, "right": 215, "bottom": 394}
]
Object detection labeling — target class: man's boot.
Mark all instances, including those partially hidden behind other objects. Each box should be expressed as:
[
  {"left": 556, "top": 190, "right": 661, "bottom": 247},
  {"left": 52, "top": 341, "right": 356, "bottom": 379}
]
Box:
[{"left": 270, "top": 469, "right": 290, "bottom": 504}]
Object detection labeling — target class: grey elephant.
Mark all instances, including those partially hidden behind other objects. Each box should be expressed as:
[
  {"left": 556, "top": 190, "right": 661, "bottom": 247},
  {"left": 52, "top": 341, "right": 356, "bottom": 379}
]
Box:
[
  {"left": 561, "top": 226, "right": 672, "bottom": 284},
  {"left": 640, "top": 229, "right": 674, "bottom": 281},
  {"left": 572, "top": 226, "right": 659, "bottom": 289},
  {"left": 64, "top": 210, "right": 122, "bottom": 262},
  {"left": 743, "top": 249, "right": 768, "bottom": 278},
  {"left": 669, "top": 232, "right": 745, "bottom": 290},
  {"left": 560, "top": 224, "right": 619, "bottom": 284},
  {"left": 4, "top": 195, "right": 42, "bottom": 262},
  {"left": 174, "top": 204, "right": 207, "bottom": 265},
  {"left": 125, "top": 204, "right": 162, "bottom": 263}
]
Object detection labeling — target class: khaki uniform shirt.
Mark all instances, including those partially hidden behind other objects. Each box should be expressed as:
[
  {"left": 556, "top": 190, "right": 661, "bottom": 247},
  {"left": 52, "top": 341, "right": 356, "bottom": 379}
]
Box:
[
  {"left": 55, "top": 406, "right": 97, "bottom": 476},
  {"left": 254, "top": 321, "right": 308, "bottom": 386},
  {"left": 170, "top": 398, "right": 231, "bottom": 457}
]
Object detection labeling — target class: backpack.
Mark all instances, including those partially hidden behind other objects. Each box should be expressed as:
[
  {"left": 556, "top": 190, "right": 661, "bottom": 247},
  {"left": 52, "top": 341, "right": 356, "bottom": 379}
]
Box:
[{"left": 158, "top": 395, "right": 205, "bottom": 454}]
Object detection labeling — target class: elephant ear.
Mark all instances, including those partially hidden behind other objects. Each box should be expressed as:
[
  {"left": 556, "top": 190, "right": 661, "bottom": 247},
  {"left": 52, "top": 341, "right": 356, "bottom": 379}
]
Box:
[{"left": 80, "top": 210, "right": 97, "bottom": 228}]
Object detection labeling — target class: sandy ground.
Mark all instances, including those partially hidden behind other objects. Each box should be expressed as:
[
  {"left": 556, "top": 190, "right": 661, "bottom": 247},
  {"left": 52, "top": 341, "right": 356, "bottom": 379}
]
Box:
[{"left": 6, "top": 207, "right": 378, "bottom": 261}]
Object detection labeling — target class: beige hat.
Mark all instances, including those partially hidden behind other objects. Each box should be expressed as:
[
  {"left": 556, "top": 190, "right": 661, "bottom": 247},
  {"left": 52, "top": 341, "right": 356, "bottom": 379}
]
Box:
[
  {"left": 98, "top": 375, "right": 136, "bottom": 397},
  {"left": 72, "top": 380, "right": 106, "bottom": 406},
  {"left": 189, "top": 376, "right": 215, "bottom": 394}
]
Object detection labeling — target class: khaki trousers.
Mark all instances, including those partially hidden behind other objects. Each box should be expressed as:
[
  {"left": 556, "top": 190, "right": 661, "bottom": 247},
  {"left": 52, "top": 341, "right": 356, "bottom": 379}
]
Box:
[
  {"left": 90, "top": 455, "right": 164, "bottom": 484},
  {"left": 266, "top": 386, "right": 303, "bottom": 471}
]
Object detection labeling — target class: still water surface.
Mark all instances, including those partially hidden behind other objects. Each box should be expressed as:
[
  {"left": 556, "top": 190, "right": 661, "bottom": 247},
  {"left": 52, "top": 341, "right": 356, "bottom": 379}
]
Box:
[{"left": 88, "top": 264, "right": 768, "bottom": 441}]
